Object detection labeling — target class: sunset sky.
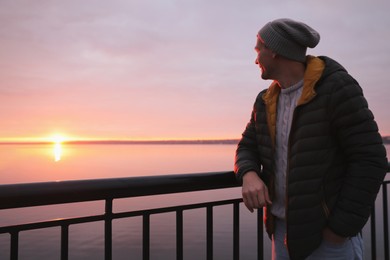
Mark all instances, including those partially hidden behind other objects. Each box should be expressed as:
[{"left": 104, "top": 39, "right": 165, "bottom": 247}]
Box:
[{"left": 1, "top": 0, "right": 389, "bottom": 141}]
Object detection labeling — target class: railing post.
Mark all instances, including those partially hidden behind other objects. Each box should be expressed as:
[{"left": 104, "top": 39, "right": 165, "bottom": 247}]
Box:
[
  {"left": 176, "top": 210, "right": 183, "bottom": 260},
  {"left": 371, "top": 205, "right": 377, "bottom": 260},
  {"left": 257, "top": 209, "right": 263, "bottom": 260},
  {"left": 383, "top": 184, "right": 389, "bottom": 260},
  {"left": 207, "top": 206, "right": 213, "bottom": 260},
  {"left": 143, "top": 213, "right": 150, "bottom": 260},
  {"left": 233, "top": 202, "right": 240, "bottom": 260},
  {"left": 105, "top": 199, "right": 113, "bottom": 260},
  {"left": 10, "top": 231, "right": 18, "bottom": 260},
  {"left": 61, "top": 225, "right": 69, "bottom": 260}
]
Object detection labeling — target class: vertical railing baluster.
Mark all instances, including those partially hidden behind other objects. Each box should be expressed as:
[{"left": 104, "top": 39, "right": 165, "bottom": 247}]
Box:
[
  {"left": 257, "top": 209, "right": 263, "bottom": 260},
  {"left": 206, "top": 206, "right": 213, "bottom": 260},
  {"left": 233, "top": 202, "right": 240, "bottom": 260},
  {"left": 383, "top": 184, "right": 389, "bottom": 260},
  {"left": 105, "top": 199, "right": 113, "bottom": 260},
  {"left": 143, "top": 213, "right": 150, "bottom": 260},
  {"left": 10, "top": 231, "right": 18, "bottom": 260},
  {"left": 61, "top": 225, "right": 69, "bottom": 260},
  {"left": 176, "top": 209, "right": 183, "bottom": 260},
  {"left": 371, "top": 201, "right": 377, "bottom": 259}
]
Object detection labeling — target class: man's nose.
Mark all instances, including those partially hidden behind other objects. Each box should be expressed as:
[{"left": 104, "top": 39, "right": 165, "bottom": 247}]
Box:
[{"left": 255, "top": 58, "right": 259, "bottom": 65}]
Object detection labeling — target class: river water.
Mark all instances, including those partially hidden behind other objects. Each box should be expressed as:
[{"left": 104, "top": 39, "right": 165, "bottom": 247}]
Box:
[{"left": 0, "top": 144, "right": 388, "bottom": 259}]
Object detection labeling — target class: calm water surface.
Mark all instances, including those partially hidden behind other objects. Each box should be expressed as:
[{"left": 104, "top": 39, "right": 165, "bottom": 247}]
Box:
[
  {"left": 0, "top": 144, "right": 238, "bottom": 184},
  {"left": 0, "top": 144, "right": 388, "bottom": 259}
]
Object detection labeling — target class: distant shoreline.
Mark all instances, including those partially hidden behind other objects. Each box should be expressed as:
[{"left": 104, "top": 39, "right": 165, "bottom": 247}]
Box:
[
  {"left": 0, "top": 139, "right": 241, "bottom": 145},
  {"left": 1, "top": 136, "right": 390, "bottom": 145}
]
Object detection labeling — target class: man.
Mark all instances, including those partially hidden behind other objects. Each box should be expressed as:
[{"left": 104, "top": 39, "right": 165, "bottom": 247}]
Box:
[{"left": 234, "top": 18, "right": 388, "bottom": 259}]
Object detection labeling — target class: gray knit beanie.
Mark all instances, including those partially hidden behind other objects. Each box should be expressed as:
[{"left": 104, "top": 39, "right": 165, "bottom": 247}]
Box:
[{"left": 258, "top": 18, "right": 320, "bottom": 62}]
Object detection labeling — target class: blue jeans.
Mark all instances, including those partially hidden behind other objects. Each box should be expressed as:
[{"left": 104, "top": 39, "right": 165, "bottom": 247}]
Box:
[{"left": 272, "top": 219, "right": 364, "bottom": 260}]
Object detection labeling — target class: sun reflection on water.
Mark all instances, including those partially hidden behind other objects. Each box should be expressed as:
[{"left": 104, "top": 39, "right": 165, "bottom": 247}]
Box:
[
  {"left": 54, "top": 142, "right": 62, "bottom": 162},
  {"left": 50, "top": 135, "right": 66, "bottom": 162}
]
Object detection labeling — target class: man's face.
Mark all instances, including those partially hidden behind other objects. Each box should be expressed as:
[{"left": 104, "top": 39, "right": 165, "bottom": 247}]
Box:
[{"left": 254, "top": 37, "right": 275, "bottom": 80}]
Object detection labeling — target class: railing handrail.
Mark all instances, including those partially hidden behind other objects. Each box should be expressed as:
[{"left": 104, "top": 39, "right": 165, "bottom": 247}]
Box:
[
  {"left": 1, "top": 161, "right": 389, "bottom": 210},
  {"left": 1, "top": 162, "right": 390, "bottom": 210},
  {"left": 0, "top": 171, "right": 239, "bottom": 210}
]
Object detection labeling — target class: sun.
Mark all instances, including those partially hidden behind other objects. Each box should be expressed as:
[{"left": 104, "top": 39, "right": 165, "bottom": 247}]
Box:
[{"left": 50, "top": 134, "right": 67, "bottom": 144}]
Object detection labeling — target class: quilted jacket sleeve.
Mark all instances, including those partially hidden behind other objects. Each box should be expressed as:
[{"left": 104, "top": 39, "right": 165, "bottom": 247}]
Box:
[
  {"left": 234, "top": 101, "right": 262, "bottom": 184},
  {"left": 327, "top": 72, "right": 388, "bottom": 237}
]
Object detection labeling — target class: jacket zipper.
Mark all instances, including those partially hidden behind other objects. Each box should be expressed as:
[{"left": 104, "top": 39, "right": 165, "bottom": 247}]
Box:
[
  {"left": 321, "top": 199, "right": 330, "bottom": 218},
  {"left": 285, "top": 96, "right": 313, "bottom": 255},
  {"left": 321, "top": 184, "right": 330, "bottom": 218}
]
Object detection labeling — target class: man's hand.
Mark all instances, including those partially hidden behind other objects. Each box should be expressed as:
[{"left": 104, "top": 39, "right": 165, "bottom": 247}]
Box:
[{"left": 242, "top": 171, "right": 272, "bottom": 212}]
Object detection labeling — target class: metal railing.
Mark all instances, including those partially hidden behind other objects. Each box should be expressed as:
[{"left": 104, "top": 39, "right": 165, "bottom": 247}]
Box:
[
  {"left": 0, "top": 167, "right": 389, "bottom": 260},
  {"left": 0, "top": 171, "right": 262, "bottom": 260}
]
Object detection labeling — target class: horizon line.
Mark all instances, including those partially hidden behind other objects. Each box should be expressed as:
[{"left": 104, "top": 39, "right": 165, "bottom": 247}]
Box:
[
  {"left": 1, "top": 135, "right": 390, "bottom": 145},
  {"left": 0, "top": 138, "right": 241, "bottom": 145}
]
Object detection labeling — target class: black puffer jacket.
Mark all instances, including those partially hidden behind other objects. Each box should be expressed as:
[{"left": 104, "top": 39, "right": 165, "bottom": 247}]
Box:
[{"left": 235, "top": 56, "right": 388, "bottom": 259}]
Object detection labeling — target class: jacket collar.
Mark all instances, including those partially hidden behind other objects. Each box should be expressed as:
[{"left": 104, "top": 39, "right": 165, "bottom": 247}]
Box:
[
  {"left": 262, "top": 55, "right": 325, "bottom": 105},
  {"left": 261, "top": 56, "right": 325, "bottom": 148}
]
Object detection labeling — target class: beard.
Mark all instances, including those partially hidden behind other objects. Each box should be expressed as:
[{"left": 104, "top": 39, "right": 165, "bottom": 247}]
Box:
[
  {"left": 259, "top": 63, "right": 274, "bottom": 80},
  {"left": 260, "top": 67, "right": 270, "bottom": 80}
]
